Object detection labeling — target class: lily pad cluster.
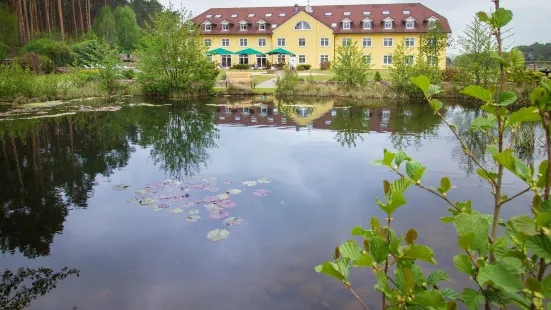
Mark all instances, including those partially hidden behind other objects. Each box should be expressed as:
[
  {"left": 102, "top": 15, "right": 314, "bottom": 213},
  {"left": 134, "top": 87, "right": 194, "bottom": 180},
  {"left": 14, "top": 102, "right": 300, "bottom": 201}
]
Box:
[{"left": 119, "top": 176, "right": 275, "bottom": 241}]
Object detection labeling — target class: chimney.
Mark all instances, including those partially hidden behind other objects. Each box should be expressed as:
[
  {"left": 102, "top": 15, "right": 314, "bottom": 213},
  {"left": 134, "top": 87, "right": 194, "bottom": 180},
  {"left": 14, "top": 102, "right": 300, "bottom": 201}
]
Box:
[{"left": 294, "top": 4, "right": 299, "bottom": 13}]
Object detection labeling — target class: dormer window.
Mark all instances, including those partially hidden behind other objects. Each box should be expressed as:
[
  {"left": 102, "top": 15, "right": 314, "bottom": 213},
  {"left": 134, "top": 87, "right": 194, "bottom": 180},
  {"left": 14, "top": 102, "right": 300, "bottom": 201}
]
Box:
[
  {"left": 343, "top": 21, "right": 351, "bottom": 30},
  {"left": 204, "top": 24, "right": 212, "bottom": 31},
  {"left": 426, "top": 16, "right": 440, "bottom": 29},
  {"left": 240, "top": 23, "right": 247, "bottom": 31},
  {"left": 384, "top": 21, "right": 393, "bottom": 29},
  {"left": 259, "top": 23, "right": 266, "bottom": 31},
  {"left": 221, "top": 21, "right": 229, "bottom": 31},
  {"left": 363, "top": 21, "right": 372, "bottom": 30},
  {"left": 406, "top": 21, "right": 414, "bottom": 29}
]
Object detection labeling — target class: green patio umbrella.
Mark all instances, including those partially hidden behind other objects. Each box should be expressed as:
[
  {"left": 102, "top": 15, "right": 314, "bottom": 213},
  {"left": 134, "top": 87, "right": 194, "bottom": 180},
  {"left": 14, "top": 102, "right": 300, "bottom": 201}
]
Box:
[
  {"left": 206, "top": 48, "right": 234, "bottom": 55},
  {"left": 235, "top": 48, "right": 263, "bottom": 55},
  {"left": 265, "top": 48, "right": 295, "bottom": 56}
]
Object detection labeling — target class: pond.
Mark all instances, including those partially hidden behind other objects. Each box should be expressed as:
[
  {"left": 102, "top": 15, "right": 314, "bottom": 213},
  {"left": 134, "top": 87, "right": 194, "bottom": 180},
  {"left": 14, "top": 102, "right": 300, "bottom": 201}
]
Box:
[{"left": 0, "top": 96, "right": 537, "bottom": 310}]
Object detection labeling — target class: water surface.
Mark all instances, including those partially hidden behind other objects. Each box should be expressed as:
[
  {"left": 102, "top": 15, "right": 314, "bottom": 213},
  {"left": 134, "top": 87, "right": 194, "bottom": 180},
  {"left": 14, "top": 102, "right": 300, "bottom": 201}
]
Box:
[{"left": 0, "top": 96, "right": 535, "bottom": 310}]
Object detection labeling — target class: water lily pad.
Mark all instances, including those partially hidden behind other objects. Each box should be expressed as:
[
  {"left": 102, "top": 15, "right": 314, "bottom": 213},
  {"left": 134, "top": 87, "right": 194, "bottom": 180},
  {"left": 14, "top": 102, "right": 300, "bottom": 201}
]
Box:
[
  {"left": 171, "top": 208, "right": 184, "bottom": 214},
  {"left": 223, "top": 180, "right": 233, "bottom": 184},
  {"left": 257, "top": 177, "right": 273, "bottom": 184},
  {"left": 201, "top": 177, "right": 217, "bottom": 182},
  {"left": 203, "top": 196, "right": 219, "bottom": 203},
  {"left": 135, "top": 189, "right": 148, "bottom": 195},
  {"left": 113, "top": 184, "right": 130, "bottom": 191},
  {"left": 159, "top": 194, "right": 172, "bottom": 199},
  {"left": 205, "top": 203, "right": 224, "bottom": 212},
  {"left": 243, "top": 181, "right": 257, "bottom": 187},
  {"left": 158, "top": 204, "right": 170, "bottom": 209},
  {"left": 185, "top": 215, "right": 201, "bottom": 222},
  {"left": 224, "top": 217, "right": 244, "bottom": 227},
  {"left": 153, "top": 207, "right": 163, "bottom": 212},
  {"left": 206, "top": 229, "right": 230, "bottom": 242},
  {"left": 140, "top": 197, "right": 157, "bottom": 205},
  {"left": 253, "top": 189, "right": 271, "bottom": 197},
  {"left": 205, "top": 187, "right": 220, "bottom": 192},
  {"left": 127, "top": 198, "right": 138, "bottom": 203},
  {"left": 182, "top": 201, "right": 195, "bottom": 208},
  {"left": 227, "top": 189, "right": 242, "bottom": 195},
  {"left": 217, "top": 193, "right": 230, "bottom": 200},
  {"left": 209, "top": 209, "right": 229, "bottom": 220},
  {"left": 189, "top": 209, "right": 199, "bottom": 215},
  {"left": 218, "top": 200, "right": 237, "bottom": 208}
]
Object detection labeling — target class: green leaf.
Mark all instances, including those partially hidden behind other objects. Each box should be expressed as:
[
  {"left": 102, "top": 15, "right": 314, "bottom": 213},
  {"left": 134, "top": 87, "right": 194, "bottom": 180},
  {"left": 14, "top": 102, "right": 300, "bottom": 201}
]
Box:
[
  {"left": 426, "top": 84, "right": 443, "bottom": 97},
  {"left": 509, "top": 107, "right": 541, "bottom": 125},
  {"left": 339, "top": 240, "right": 363, "bottom": 260},
  {"left": 441, "top": 288, "right": 461, "bottom": 300},
  {"left": 542, "top": 274, "right": 551, "bottom": 298},
  {"left": 470, "top": 116, "right": 497, "bottom": 131},
  {"left": 525, "top": 276, "right": 542, "bottom": 292},
  {"left": 497, "top": 91, "right": 517, "bottom": 106},
  {"left": 477, "top": 11, "right": 490, "bottom": 23},
  {"left": 415, "top": 290, "right": 446, "bottom": 310},
  {"left": 395, "top": 266, "right": 415, "bottom": 294},
  {"left": 427, "top": 270, "right": 449, "bottom": 286},
  {"left": 315, "top": 261, "right": 345, "bottom": 282},
  {"left": 538, "top": 160, "right": 548, "bottom": 188},
  {"left": 453, "top": 254, "right": 474, "bottom": 275},
  {"left": 390, "top": 177, "right": 412, "bottom": 195},
  {"left": 371, "top": 217, "right": 381, "bottom": 229},
  {"left": 440, "top": 216, "right": 455, "bottom": 223},
  {"left": 492, "top": 8, "right": 513, "bottom": 28},
  {"left": 383, "top": 149, "right": 396, "bottom": 166},
  {"left": 402, "top": 244, "right": 436, "bottom": 264},
  {"left": 490, "top": 51, "right": 509, "bottom": 67},
  {"left": 531, "top": 87, "right": 549, "bottom": 109},
  {"left": 429, "top": 99, "right": 443, "bottom": 111},
  {"left": 439, "top": 177, "right": 452, "bottom": 193},
  {"left": 406, "top": 161, "right": 426, "bottom": 181},
  {"left": 509, "top": 47, "right": 525, "bottom": 68},
  {"left": 507, "top": 215, "right": 538, "bottom": 236},
  {"left": 462, "top": 288, "right": 485, "bottom": 310},
  {"left": 410, "top": 75, "right": 430, "bottom": 94},
  {"left": 351, "top": 226, "right": 373, "bottom": 238},
  {"left": 477, "top": 262, "right": 523, "bottom": 293},
  {"left": 351, "top": 253, "right": 373, "bottom": 268},
  {"left": 454, "top": 213, "right": 490, "bottom": 253},
  {"left": 394, "top": 151, "right": 410, "bottom": 168},
  {"left": 406, "top": 228, "right": 418, "bottom": 245},
  {"left": 461, "top": 85, "right": 492, "bottom": 102},
  {"left": 446, "top": 301, "right": 458, "bottom": 310},
  {"left": 389, "top": 231, "right": 402, "bottom": 254},
  {"left": 493, "top": 149, "right": 531, "bottom": 181},
  {"left": 370, "top": 236, "right": 389, "bottom": 264},
  {"left": 476, "top": 168, "right": 497, "bottom": 183},
  {"left": 526, "top": 235, "right": 551, "bottom": 260},
  {"left": 487, "top": 145, "right": 498, "bottom": 155},
  {"left": 536, "top": 212, "right": 551, "bottom": 227}
]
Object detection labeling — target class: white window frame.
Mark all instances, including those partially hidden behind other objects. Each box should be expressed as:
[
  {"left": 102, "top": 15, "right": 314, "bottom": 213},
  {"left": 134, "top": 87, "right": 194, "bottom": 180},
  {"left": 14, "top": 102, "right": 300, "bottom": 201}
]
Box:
[
  {"left": 342, "top": 38, "right": 351, "bottom": 46},
  {"left": 363, "top": 21, "right": 372, "bottom": 30},
  {"left": 294, "top": 21, "right": 312, "bottom": 30},
  {"left": 383, "top": 55, "right": 393, "bottom": 65},
  {"left": 240, "top": 23, "right": 247, "bottom": 31},
  {"left": 343, "top": 21, "right": 351, "bottom": 30},
  {"left": 383, "top": 38, "right": 393, "bottom": 47},
  {"left": 240, "top": 38, "right": 248, "bottom": 47},
  {"left": 320, "top": 55, "right": 329, "bottom": 63},
  {"left": 298, "top": 38, "right": 306, "bottom": 47},
  {"left": 204, "top": 24, "right": 212, "bottom": 31},
  {"left": 405, "top": 37, "right": 415, "bottom": 47},
  {"left": 362, "top": 37, "right": 372, "bottom": 48},
  {"left": 258, "top": 38, "right": 266, "bottom": 47},
  {"left": 320, "top": 38, "right": 329, "bottom": 47},
  {"left": 259, "top": 23, "right": 266, "bottom": 31},
  {"left": 277, "top": 38, "right": 286, "bottom": 47},
  {"left": 221, "top": 23, "right": 229, "bottom": 31},
  {"left": 222, "top": 38, "right": 230, "bottom": 47},
  {"left": 298, "top": 55, "right": 306, "bottom": 64},
  {"left": 384, "top": 21, "right": 393, "bottom": 30},
  {"left": 239, "top": 54, "right": 249, "bottom": 65},
  {"left": 406, "top": 55, "right": 414, "bottom": 65},
  {"left": 406, "top": 21, "right": 415, "bottom": 29},
  {"left": 204, "top": 39, "right": 212, "bottom": 47}
]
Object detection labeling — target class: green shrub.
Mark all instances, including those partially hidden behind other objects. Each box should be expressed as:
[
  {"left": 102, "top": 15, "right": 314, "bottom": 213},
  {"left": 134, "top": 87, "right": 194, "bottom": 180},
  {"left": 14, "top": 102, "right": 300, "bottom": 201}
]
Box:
[
  {"left": 0, "top": 42, "right": 8, "bottom": 59},
  {"left": 22, "top": 39, "right": 74, "bottom": 67},
  {"left": 275, "top": 67, "right": 301, "bottom": 96},
  {"left": 265, "top": 60, "right": 272, "bottom": 69},
  {"left": 273, "top": 63, "right": 286, "bottom": 70},
  {"left": 122, "top": 69, "right": 135, "bottom": 79},
  {"left": 297, "top": 64, "right": 311, "bottom": 71},
  {"left": 230, "top": 64, "right": 250, "bottom": 70},
  {"left": 320, "top": 61, "right": 331, "bottom": 71},
  {"left": 441, "top": 67, "right": 469, "bottom": 82},
  {"left": 374, "top": 71, "right": 382, "bottom": 81},
  {"left": 508, "top": 69, "right": 544, "bottom": 86},
  {"left": 72, "top": 39, "right": 103, "bottom": 66}
]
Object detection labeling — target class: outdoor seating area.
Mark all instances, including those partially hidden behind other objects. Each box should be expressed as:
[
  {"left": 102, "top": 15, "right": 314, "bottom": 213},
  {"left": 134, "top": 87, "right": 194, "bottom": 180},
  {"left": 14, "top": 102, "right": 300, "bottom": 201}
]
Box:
[{"left": 206, "top": 47, "right": 295, "bottom": 70}]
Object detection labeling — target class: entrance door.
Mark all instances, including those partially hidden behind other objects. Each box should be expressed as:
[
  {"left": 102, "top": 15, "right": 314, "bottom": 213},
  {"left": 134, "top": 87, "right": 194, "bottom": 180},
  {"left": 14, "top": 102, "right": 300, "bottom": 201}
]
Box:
[
  {"left": 221, "top": 55, "right": 232, "bottom": 68},
  {"left": 256, "top": 55, "right": 267, "bottom": 68}
]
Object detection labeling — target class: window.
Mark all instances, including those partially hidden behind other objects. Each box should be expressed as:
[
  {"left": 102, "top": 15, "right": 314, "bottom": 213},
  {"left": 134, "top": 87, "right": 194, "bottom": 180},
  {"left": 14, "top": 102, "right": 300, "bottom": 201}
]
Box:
[
  {"left": 405, "top": 37, "right": 415, "bottom": 47},
  {"left": 204, "top": 39, "right": 212, "bottom": 47},
  {"left": 240, "top": 23, "right": 247, "bottom": 31},
  {"left": 279, "top": 13, "right": 286, "bottom": 17},
  {"left": 363, "top": 55, "right": 372, "bottom": 64},
  {"left": 384, "top": 21, "right": 393, "bottom": 29},
  {"left": 215, "top": 14, "right": 221, "bottom": 18},
  {"left": 383, "top": 38, "right": 393, "bottom": 47},
  {"left": 298, "top": 38, "right": 306, "bottom": 47},
  {"left": 239, "top": 54, "right": 249, "bottom": 65},
  {"left": 294, "top": 21, "right": 312, "bottom": 30},
  {"left": 231, "top": 14, "right": 238, "bottom": 18},
  {"left": 342, "top": 38, "right": 351, "bottom": 46},
  {"left": 248, "top": 13, "right": 255, "bottom": 17},
  {"left": 406, "top": 21, "right": 415, "bottom": 29},
  {"left": 259, "top": 23, "right": 266, "bottom": 31},
  {"left": 277, "top": 54, "right": 286, "bottom": 64},
  {"left": 428, "top": 21, "right": 437, "bottom": 29},
  {"left": 271, "top": 24, "right": 278, "bottom": 28},
  {"left": 204, "top": 24, "right": 212, "bottom": 31},
  {"left": 343, "top": 21, "right": 351, "bottom": 30},
  {"left": 221, "top": 54, "right": 232, "bottom": 67},
  {"left": 222, "top": 23, "right": 229, "bottom": 31},
  {"left": 331, "top": 23, "right": 337, "bottom": 28},
  {"left": 325, "top": 12, "right": 332, "bottom": 16},
  {"left": 362, "top": 37, "right": 372, "bottom": 47},
  {"left": 363, "top": 21, "right": 372, "bottom": 29},
  {"left": 206, "top": 14, "right": 212, "bottom": 18},
  {"left": 277, "top": 38, "right": 286, "bottom": 47},
  {"left": 383, "top": 55, "right": 393, "bottom": 65},
  {"left": 427, "top": 38, "right": 437, "bottom": 47},
  {"left": 298, "top": 55, "right": 306, "bottom": 64},
  {"left": 383, "top": 10, "right": 390, "bottom": 15},
  {"left": 222, "top": 39, "right": 230, "bottom": 47},
  {"left": 258, "top": 38, "right": 266, "bottom": 47},
  {"left": 406, "top": 55, "right": 414, "bottom": 65},
  {"left": 265, "top": 13, "right": 272, "bottom": 17},
  {"left": 344, "top": 12, "right": 351, "bottom": 16},
  {"left": 320, "top": 55, "right": 329, "bottom": 63},
  {"left": 427, "top": 56, "right": 438, "bottom": 66},
  {"left": 320, "top": 38, "right": 329, "bottom": 47},
  {"left": 240, "top": 38, "right": 248, "bottom": 47},
  {"left": 363, "top": 11, "right": 371, "bottom": 15},
  {"left": 256, "top": 55, "right": 267, "bottom": 67},
  {"left": 403, "top": 10, "right": 411, "bottom": 14}
]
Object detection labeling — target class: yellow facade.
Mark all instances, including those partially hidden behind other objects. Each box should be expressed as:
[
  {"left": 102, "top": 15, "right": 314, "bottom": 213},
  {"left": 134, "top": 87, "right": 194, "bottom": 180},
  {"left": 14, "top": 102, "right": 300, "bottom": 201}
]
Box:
[{"left": 200, "top": 11, "right": 446, "bottom": 70}]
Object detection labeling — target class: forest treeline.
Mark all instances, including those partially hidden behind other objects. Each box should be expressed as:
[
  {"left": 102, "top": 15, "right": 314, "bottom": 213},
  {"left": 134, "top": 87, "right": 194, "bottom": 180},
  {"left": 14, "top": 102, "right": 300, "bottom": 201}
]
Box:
[{"left": 0, "top": 0, "right": 162, "bottom": 45}]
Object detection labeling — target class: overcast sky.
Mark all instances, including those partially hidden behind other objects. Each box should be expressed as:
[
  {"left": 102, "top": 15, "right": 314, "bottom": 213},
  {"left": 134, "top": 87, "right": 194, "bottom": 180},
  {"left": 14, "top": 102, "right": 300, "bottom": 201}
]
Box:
[{"left": 160, "top": 0, "right": 550, "bottom": 55}]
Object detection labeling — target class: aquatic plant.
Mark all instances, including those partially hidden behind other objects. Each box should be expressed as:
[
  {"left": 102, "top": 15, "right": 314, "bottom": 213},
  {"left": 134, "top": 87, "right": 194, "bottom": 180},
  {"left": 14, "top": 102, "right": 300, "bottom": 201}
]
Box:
[{"left": 316, "top": 2, "right": 551, "bottom": 309}]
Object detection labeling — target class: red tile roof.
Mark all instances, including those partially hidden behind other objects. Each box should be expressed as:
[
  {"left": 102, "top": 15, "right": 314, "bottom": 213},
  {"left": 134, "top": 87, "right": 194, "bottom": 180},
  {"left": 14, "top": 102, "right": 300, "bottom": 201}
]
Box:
[{"left": 192, "top": 3, "right": 451, "bottom": 35}]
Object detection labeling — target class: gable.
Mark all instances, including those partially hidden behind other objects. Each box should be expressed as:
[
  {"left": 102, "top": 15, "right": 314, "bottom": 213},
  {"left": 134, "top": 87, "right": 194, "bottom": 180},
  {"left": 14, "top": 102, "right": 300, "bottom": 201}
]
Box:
[{"left": 272, "top": 11, "right": 334, "bottom": 35}]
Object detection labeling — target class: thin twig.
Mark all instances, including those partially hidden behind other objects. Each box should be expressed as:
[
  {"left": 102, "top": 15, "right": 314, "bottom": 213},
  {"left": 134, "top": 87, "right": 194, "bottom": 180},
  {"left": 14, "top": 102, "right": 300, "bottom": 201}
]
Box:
[
  {"left": 347, "top": 285, "right": 370, "bottom": 310},
  {"left": 498, "top": 187, "right": 531, "bottom": 206}
]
